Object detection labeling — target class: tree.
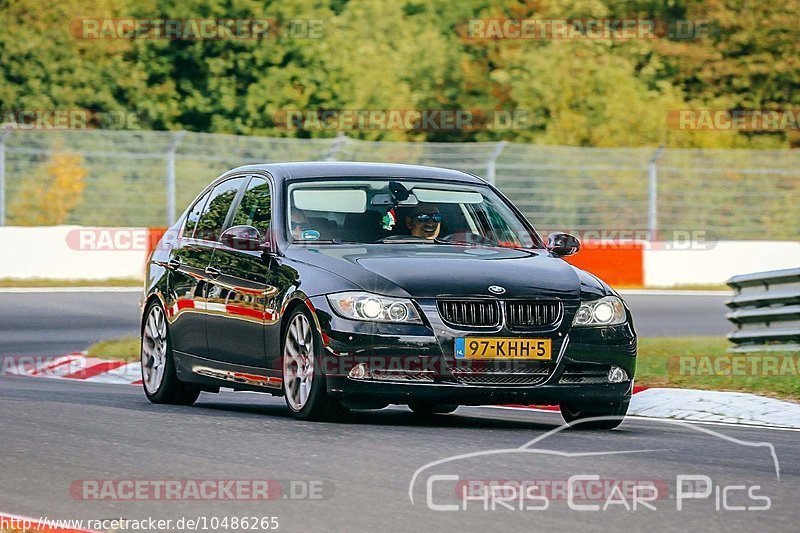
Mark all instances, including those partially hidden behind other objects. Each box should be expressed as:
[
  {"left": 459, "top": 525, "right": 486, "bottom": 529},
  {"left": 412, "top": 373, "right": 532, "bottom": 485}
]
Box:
[
  {"left": 9, "top": 147, "right": 89, "bottom": 225},
  {"left": 0, "top": 0, "right": 795, "bottom": 147}
]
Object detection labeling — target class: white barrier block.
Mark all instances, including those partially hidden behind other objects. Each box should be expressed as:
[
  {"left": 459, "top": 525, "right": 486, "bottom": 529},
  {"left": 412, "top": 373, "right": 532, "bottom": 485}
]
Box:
[
  {"left": 644, "top": 241, "right": 800, "bottom": 287},
  {"left": 0, "top": 226, "right": 150, "bottom": 280}
]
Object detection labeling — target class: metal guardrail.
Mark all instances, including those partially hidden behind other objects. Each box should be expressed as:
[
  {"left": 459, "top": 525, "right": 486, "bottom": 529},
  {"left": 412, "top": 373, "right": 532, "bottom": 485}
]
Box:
[{"left": 726, "top": 268, "right": 800, "bottom": 352}]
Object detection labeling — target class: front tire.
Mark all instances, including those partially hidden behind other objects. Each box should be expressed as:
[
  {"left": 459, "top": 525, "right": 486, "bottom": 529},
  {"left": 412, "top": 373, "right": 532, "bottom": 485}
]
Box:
[
  {"left": 560, "top": 400, "right": 629, "bottom": 430},
  {"left": 141, "top": 301, "right": 200, "bottom": 406},
  {"left": 282, "top": 308, "right": 347, "bottom": 421}
]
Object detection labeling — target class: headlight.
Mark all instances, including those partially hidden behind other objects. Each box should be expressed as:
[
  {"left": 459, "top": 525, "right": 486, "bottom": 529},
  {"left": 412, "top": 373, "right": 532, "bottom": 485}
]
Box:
[
  {"left": 572, "top": 296, "right": 626, "bottom": 326},
  {"left": 327, "top": 292, "right": 422, "bottom": 324}
]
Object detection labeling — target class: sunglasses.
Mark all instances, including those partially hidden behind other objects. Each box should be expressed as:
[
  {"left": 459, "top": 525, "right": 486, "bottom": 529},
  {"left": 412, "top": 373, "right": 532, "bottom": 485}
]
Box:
[
  {"left": 413, "top": 213, "right": 443, "bottom": 223},
  {"left": 291, "top": 222, "right": 309, "bottom": 231}
]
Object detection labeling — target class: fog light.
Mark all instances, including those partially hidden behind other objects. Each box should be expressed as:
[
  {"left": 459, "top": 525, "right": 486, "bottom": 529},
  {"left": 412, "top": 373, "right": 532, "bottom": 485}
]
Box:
[
  {"left": 608, "top": 366, "right": 628, "bottom": 383},
  {"left": 348, "top": 363, "right": 370, "bottom": 380}
]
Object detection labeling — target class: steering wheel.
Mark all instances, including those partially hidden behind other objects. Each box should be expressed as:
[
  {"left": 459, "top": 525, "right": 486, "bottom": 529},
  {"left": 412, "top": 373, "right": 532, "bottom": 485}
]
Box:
[{"left": 438, "top": 232, "right": 498, "bottom": 246}]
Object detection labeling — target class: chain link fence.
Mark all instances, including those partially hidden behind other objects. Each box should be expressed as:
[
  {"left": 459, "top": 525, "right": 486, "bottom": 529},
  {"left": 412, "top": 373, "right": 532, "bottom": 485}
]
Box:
[{"left": 0, "top": 129, "right": 797, "bottom": 240}]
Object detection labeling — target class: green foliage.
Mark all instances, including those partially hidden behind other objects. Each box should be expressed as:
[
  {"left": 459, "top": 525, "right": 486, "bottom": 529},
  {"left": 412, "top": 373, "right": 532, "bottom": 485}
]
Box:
[
  {"left": 1, "top": 0, "right": 797, "bottom": 147},
  {"left": 8, "top": 146, "right": 89, "bottom": 225}
]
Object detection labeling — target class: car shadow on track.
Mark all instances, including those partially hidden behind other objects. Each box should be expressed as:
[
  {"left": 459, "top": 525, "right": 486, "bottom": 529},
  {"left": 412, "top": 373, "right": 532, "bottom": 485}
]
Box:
[
  {"left": 193, "top": 399, "right": 561, "bottom": 431},
  {"left": 3, "top": 377, "right": 620, "bottom": 433}
]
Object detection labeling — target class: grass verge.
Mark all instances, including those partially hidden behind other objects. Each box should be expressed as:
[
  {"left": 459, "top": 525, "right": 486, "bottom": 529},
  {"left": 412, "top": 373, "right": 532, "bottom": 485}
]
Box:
[
  {"left": 637, "top": 336, "right": 800, "bottom": 401},
  {"left": 85, "top": 335, "right": 799, "bottom": 401},
  {"left": 87, "top": 336, "right": 140, "bottom": 362},
  {"left": 0, "top": 277, "right": 142, "bottom": 288}
]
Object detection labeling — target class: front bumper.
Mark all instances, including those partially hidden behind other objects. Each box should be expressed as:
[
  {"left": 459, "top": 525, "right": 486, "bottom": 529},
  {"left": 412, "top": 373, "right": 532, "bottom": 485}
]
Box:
[
  {"left": 326, "top": 377, "right": 633, "bottom": 406},
  {"left": 309, "top": 296, "right": 637, "bottom": 407}
]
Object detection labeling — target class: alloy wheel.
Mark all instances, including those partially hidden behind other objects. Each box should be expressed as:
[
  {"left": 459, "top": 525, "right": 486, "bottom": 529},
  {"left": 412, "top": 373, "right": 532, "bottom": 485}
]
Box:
[
  {"left": 142, "top": 305, "right": 168, "bottom": 394},
  {"left": 283, "top": 313, "right": 315, "bottom": 411}
]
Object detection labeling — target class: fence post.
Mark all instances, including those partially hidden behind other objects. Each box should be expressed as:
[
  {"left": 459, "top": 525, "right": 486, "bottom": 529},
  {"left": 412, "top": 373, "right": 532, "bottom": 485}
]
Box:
[
  {"left": 0, "top": 129, "right": 10, "bottom": 226},
  {"left": 648, "top": 145, "right": 665, "bottom": 241},
  {"left": 325, "top": 133, "right": 348, "bottom": 161},
  {"left": 486, "top": 141, "right": 507, "bottom": 185},
  {"left": 166, "top": 130, "right": 186, "bottom": 226}
]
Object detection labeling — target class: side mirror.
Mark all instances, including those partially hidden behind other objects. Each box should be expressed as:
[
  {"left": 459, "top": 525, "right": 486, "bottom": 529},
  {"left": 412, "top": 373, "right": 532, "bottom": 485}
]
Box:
[
  {"left": 546, "top": 233, "right": 580, "bottom": 257},
  {"left": 220, "top": 225, "right": 265, "bottom": 251}
]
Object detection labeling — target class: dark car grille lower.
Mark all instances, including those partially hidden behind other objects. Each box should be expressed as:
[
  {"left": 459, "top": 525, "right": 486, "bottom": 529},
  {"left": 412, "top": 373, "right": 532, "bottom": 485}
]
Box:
[
  {"left": 437, "top": 300, "right": 500, "bottom": 328},
  {"left": 369, "top": 369, "right": 435, "bottom": 383},
  {"left": 505, "top": 301, "right": 562, "bottom": 328},
  {"left": 447, "top": 360, "right": 556, "bottom": 387},
  {"left": 452, "top": 369, "right": 551, "bottom": 386},
  {"left": 558, "top": 364, "right": 610, "bottom": 384}
]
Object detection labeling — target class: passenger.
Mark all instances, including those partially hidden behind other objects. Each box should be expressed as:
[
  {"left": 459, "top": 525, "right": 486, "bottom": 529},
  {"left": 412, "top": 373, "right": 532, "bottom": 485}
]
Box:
[{"left": 290, "top": 209, "right": 310, "bottom": 240}]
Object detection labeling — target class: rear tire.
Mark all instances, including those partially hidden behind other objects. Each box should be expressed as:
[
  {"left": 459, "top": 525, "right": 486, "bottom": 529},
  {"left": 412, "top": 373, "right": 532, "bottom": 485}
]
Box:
[
  {"left": 408, "top": 402, "right": 458, "bottom": 416},
  {"left": 141, "top": 301, "right": 200, "bottom": 406},
  {"left": 282, "top": 307, "right": 348, "bottom": 421},
  {"left": 560, "top": 400, "right": 629, "bottom": 430}
]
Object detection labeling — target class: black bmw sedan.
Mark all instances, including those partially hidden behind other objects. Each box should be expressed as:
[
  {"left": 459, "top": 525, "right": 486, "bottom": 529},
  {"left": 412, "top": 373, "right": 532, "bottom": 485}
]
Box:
[{"left": 141, "top": 162, "right": 636, "bottom": 429}]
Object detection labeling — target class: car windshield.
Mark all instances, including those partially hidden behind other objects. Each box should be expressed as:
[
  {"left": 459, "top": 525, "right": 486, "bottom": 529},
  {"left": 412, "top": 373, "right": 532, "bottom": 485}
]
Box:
[{"left": 286, "top": 178, "right": 542, "bottom": 248}]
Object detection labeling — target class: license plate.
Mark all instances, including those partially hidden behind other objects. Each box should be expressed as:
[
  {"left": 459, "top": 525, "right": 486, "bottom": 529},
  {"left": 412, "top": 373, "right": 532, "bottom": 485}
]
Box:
[{"left": 455, "top": 337, "right": 551, "bottom": 360}]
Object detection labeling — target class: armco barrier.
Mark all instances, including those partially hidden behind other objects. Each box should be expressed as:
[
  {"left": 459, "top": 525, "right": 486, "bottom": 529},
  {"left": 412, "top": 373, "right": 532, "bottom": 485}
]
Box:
[{"left": 726, "top": 268, "right": 800, "bottom": 352}]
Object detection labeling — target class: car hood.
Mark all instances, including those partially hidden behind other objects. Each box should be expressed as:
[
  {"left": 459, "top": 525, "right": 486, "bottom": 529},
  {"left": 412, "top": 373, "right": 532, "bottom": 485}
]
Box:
[{"left": 285, "top": 244, "right": 587, "bottom": 300}]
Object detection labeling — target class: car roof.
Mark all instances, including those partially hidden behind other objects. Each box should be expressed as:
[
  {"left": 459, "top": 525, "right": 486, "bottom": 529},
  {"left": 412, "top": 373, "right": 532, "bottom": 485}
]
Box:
[{"left": 221, "top": 161, "right": 488, "bottom": 185}]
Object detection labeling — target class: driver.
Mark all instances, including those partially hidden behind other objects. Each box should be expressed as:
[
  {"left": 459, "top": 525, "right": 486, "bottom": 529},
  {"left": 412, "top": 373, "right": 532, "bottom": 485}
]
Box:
[{"left": 405, "top": 203, "right": 442, "bottom": 240}]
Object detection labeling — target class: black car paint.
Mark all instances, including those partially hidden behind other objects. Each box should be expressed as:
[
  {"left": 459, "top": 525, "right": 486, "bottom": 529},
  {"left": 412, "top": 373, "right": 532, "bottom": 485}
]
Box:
[{"left": 142, "top": 162, "right": 636, "bottom": 406}]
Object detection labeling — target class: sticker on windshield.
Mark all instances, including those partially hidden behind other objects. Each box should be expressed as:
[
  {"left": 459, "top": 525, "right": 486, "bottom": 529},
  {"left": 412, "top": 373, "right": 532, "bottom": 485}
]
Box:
[{"left": 301, "top": 230, "right": 321, "bottom": 240}]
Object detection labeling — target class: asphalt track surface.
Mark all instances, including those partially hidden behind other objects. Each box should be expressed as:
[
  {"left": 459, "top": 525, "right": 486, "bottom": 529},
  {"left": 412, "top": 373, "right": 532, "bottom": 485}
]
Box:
[
  {"left": 0, "top": 290, "right": 730, "bottom": 358},
  {"left": 0, "top": 376, "right": 797, "bottom": 532},
  {"left": 5, "top": 289, "right": 787, "bottom": 533}
]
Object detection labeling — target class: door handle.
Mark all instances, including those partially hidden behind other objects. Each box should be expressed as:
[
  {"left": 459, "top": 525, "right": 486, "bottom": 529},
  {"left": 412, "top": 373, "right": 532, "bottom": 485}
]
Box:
[
  {"left": 167, "top": 258, "right": 181, "bottom": 271},
  {"left": 205, "top": 266, "right": 221, "bottom": 279}
]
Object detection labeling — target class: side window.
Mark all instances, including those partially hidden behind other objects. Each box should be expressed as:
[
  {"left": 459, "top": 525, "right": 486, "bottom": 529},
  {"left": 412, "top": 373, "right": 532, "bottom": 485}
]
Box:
[
  {"left": 231, "top": 177, "right": 272, "bottom": 238},
  {"left": 472, "top": 201, "right": 535, "bottom": 248},
  {"left": 182, "top": 190, "right": 211, "bottom": 239},
  {"left": 194, "top": 177, "right": 246, "bottom": 242}
]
